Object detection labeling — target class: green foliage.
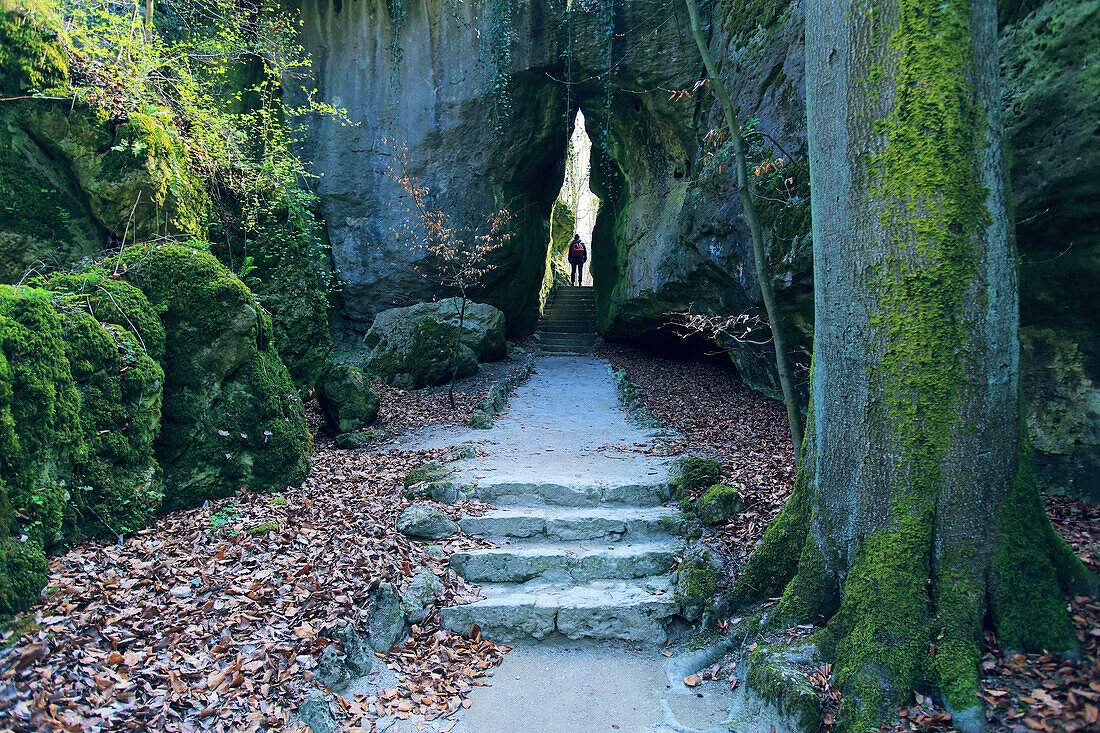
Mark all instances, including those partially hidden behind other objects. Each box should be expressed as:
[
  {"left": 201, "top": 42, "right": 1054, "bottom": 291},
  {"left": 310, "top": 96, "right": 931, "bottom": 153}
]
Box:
[{"left": 0, "top": 3, "right": 67, "bottom": 95}]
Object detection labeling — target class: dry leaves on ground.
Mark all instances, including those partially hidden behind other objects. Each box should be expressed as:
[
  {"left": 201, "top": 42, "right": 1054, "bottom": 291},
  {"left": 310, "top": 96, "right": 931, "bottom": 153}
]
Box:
[{"left": 0, "top": 438, "right": 500, "bottom": 732}]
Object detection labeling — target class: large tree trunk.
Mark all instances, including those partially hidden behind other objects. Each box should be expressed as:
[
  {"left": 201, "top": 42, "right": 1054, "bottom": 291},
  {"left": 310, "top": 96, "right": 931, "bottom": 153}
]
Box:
[{"left": 734, "top": 0, "right": 1092, "bottom": 730}]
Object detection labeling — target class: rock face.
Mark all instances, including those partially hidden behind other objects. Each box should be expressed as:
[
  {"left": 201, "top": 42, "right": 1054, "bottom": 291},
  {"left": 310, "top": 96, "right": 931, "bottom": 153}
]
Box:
[
  {"left": 293, "top": 0, "right": 1098, "bottom": 497},
  {"left": 1001, "top": 0, "right": 1100, "bottom": 498}
]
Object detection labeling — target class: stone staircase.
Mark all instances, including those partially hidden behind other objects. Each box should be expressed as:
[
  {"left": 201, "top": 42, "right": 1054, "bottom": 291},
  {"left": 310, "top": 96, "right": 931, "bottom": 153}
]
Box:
[
  {"left": 536, "top": 286, "right": 598, "bottom": 353},
  {"left": 441, "top": 483, "right": 684, "bottom": 644},
  {"left": 437, "top": 357, "right": 684, "bottom": 646}
]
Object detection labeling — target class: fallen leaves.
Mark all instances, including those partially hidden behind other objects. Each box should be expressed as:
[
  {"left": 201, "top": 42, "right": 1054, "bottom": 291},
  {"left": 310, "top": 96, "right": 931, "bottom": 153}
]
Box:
[{"left": 0, "top": 419, "right": 498, "bottom": 731}]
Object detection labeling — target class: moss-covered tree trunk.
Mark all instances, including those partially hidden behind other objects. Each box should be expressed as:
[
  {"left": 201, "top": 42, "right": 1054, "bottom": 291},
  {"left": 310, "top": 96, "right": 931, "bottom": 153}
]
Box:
[{"left": 734, "top": 0, "right": 1093, "bottom": 730}]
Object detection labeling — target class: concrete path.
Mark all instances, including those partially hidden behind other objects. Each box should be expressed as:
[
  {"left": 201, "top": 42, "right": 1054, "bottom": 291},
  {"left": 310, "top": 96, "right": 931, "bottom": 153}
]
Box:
[
  {"left": 439, "top": 356, "right": 680, "bottom": 644},
  {"left": 375, "top": 356, "right": 738, "bottom": 732}
]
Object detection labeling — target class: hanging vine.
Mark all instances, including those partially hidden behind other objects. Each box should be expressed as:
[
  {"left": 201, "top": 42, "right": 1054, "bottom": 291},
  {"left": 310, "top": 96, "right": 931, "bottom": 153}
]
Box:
[
  {"left": 478, "top": 0, "right": 516, "bottom": 137},
  {"left": 386, "top": 0, "right": 407, "bottom": 117}
]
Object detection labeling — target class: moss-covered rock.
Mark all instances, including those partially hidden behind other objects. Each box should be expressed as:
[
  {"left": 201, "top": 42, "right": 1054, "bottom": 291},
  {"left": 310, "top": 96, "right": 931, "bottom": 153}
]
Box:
[
  {"left": 1, "top": 99, "right": 206, "bottom": 250},
  {"left": 696, "top": 484, "right": 742, "bottom": 526},
  {"left": 727, "top": 641, "right": 822, "bottom": 733},
  {"left": 120, "top": 244, "right": 311, "bottom": 509},
  {"left": 1021, "top": 327, "right": 1100, "bottom": 499},
  {"left": 0, "top": 285, "right": 81, "bottom": 613},
  {"left": 402, "top": 459, "right": 465, "bottom": 502},
  {"left": 52, "top": 293, "right": 164, "bottom": 538},
  {"left": 365, "top": 309, "right": 478, "bottom": 390},
  {"left": 366, "top": 300, "right": 506, "bottom": 363},
  {"left": 0, "top": 6, "right": 68, "bottom": 96},
  {"left": 674, "top": 543, "right": 724, "bottom": 622},
  {"left": 209, "top": 189, "right": 332, "bottom": 393},
  {"left": 319, "top": 364, "right": 379, "bottom": 433},
  {"left": 671, "top": 456, "right": 723, "bottom": 500}
]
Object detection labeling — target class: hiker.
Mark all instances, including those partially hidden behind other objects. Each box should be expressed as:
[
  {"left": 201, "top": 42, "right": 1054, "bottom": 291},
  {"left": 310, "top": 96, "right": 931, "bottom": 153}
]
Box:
[{"left": 568, "top": 233, "right": 588, "bottom": 286}]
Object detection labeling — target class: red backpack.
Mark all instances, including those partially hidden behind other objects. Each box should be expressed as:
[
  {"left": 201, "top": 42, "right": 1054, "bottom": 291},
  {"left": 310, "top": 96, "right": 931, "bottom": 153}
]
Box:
[{"left": 569, "top": 240, "right": 586, "bottom": 259}]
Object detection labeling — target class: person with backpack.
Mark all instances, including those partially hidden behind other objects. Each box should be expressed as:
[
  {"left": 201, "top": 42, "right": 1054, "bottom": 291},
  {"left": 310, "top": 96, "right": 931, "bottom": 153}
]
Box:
[{"left": 568, "top": 233, "right": 588, "bottom": 286}]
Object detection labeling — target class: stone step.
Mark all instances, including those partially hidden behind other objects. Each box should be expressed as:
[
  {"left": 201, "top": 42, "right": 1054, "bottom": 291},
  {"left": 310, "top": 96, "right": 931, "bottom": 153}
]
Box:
[
  {"left": 440, "top": 577, "right": 677, "bottom": 644},
  {"left": 456, "top": 481, "right": 672, "bottom": 507},
  {"left": 538, "top": 324, "right": 596, "bottom": 334},
  {"left": 460, "top": 505, "right": 684, "bottom": 541},
  {"left": 538, "top": 332, "right": 598, "bottom": 342},
  {"left": 449, "top": 540, "right": 679, "bottom": 584},
  {"left": 541, "top": 343, "right": 594, "bottom": 353}
]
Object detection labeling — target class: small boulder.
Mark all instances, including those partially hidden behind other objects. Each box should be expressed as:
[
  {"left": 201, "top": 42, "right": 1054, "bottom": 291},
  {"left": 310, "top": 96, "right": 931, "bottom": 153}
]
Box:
[
  {"left": 402, "top": 569, "right": 445, "bottom": 616},
  {"left": 396, "top": 505, "right": 459, "bottom": 540},
  {"left": 366, "top": 583, "right": 406, "bottom": 653},
  {"left": 315, "top": 621, "right": 371, "bottom": 691},
  {"left": 696, "top": 485, "right": 741, "bottom": 526},
  {"left": 365, "top": 311, "right": 477, "bottom": 390},
  {"left": 319, "top": 364, "right": 379, "bottom": 433},
  {"left": 298, "top": 690, "right": 339, "bottom": 733},
  {"left": 315, "top": 643, "right": 352, "bottom": 692},
  {"left": 331, "top": 621, "right": 372, "bottom": 676},
  {"left": 674, "top": 543, "right": 724, "bottom": 623},
  {"left": 671, "top": 456, "right": 723, "bottom": 499},
  {"left": 365, "top": 300, "right": 506, "bottom": 362}
]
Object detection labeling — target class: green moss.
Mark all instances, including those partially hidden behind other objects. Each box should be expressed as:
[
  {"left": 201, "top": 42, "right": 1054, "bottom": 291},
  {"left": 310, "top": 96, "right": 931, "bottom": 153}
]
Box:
[
  {"left": 676, "top": 545, "right": 723, "bottom": 621},
  {"left": 0, "top": 7, "right": 68, "bottom": 96},
  {"left": 319, "top": 364, "right": 379, "bottom": 433},
  {"left": 775, "top": 515, "right": 835, "bottom": 624},
  {"left": 404, "top": 460, "right": 448, "bottom": 489},
  {"left": 670, "top": 456, "right": 722, "bottom": 500},
  {"left": 0, "top": 285, "right": 81, "bottom": 613},
  {"left": 931, "top": 555, "right": 983, "bottom": 713},
  {"left": 817, "top": 510, "right": 934, "bottom": 733},
  {"left": 54, "top": 303, "right": 163, "bottom": 538},
  {"left": 696, "top": 484, "right": 741, "bottom": 526},
  {"left": 0, "top": 537, "right": 47, "bottom": 615},
  {"left": 989, "top": 423, "right": 1090, "bottom": 652},
  {"left": 743, "top": 643, "right": 823, "bottom": 730},
  {"left": 120, "top": 244, "right": 311, "bottom": 509},
  {"left": 245, "top": 522, "right": 278, "bottom": 536},
  {"left": 46, "top": 274, "right": 166, "bottom": 361}
]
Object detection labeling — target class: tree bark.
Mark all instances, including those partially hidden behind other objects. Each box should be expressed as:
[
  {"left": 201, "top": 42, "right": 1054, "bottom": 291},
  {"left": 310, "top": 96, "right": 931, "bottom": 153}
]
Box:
[
  {"left": 683, "top": 0, "right": 804, "bottom": 467},
  {"left": 734, "top": 0, "right": 1092, "bottom": 730}
]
